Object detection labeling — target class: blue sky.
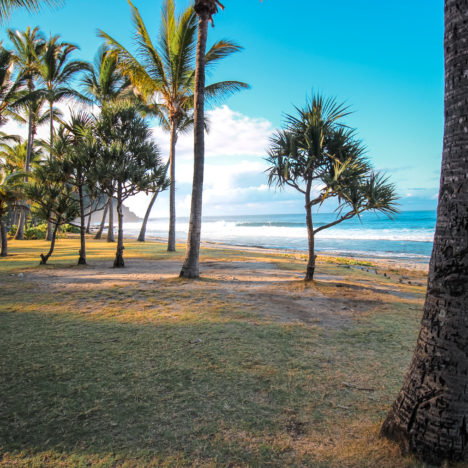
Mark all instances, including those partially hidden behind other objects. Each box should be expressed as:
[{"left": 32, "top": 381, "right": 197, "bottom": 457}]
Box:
[{"left": 2, "top": 0, "right": 444, "bottom": 217}]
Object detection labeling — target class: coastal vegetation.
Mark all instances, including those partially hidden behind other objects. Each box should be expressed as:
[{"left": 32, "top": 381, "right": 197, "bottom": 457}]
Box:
[{"left": 0, "top": 0, "right": 467, "bottom": 466}]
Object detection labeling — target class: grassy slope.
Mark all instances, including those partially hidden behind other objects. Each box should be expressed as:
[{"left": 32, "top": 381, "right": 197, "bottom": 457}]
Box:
[{"left": 0, "top": 237, "right": 455, "bottom": 467}]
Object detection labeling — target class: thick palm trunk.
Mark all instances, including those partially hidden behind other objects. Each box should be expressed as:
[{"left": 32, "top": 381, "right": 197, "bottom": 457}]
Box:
[
  {"left": 381, "top": 1, "right": 468, "bottom": 464},
  {"left": 107, "top": 197, "right": 115, "bottom": 242},
  {"left": 138, "top": 190, "right": 160, "bottom": 242},
  {"left": 304, "top": 181, "right": 315, "bottom": 281},
  {"left": 14, "top": 208, "right": 26, "bottom": 240},
  {"left": 0, "top": 220, "right": 7, "bottom": 257},
  {"left": 180, "top": 12, "right": 209, "bottom": 279},
  {"left": 78, "top": 186, "right": 86, "bottom": 265},
  {"left": 40, "top": 222, "right": 60, "bottom": 265},
  {"left": 95, "top": 198, "right": 109, "bottom": 240},
  {"left": 167, "top": 121, "right": 178, "bottom": 251},
  {"left": 113, "top": 186, "right": 124, "bottom": 268}
]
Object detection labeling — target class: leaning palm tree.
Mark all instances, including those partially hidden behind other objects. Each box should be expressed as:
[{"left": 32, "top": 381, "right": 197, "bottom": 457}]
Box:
[
  {"left": 99, "top": 0, "right": 247, "bottom": 252},
  {"left": 381, "top": 0, "right": 468, "bottom": 464}
]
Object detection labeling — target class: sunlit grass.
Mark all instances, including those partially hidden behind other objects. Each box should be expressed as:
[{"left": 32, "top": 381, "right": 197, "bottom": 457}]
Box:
[{"left": 0, "top": 236, "right": 445, "bottom": 467}]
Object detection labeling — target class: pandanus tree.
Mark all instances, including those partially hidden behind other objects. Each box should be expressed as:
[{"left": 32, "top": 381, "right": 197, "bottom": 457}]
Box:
[
  {"left": 82, "top": 44, "right": 133, "bottom": 242},
  {"left": 99, "top": 0, "right": 247, "bottom": 252},
  {"left": 26, "top": 159, "right": 78, "bottom": 264},
  {"left": 266, "top": 94, "right": 398, "bottom": 281},
  {"left": 381, "top": 1, "right": 468, "bottom": 464},
  {"left": 91, "top": 104, "right": 168, "bottom": 267}
]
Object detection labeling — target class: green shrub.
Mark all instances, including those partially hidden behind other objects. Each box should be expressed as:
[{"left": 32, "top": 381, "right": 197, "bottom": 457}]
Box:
[
  {"left": 24, "top": 223, "right": 48, "bottom": 240},
  {"left": 62, "top": 224, "right": 80, "bottom": 234},
  {"left": 7, "top": 225, "right": 17, "bottom": 237}
]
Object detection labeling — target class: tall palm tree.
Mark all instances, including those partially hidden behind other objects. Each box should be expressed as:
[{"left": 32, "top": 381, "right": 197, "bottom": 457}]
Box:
[
  {"left": 35, "top": 35, "right": 89, "bottom": 162},
  {"left": 180, "top": 0, "right": 224, "bottom": 278},
  {"left": 0, "top": 0, "right": 62, "bottom": 21},
  {"left": 0, "top": 44, "right": 24, "bottom": 126},
  {"left": 8, "top": 27, "right": 45, "bottom": 239},
  {"left": 381, "top": 0, "right": 468, "bottom": 464},
  {"left": 99, "top": 0, "right": 247, "bottom": 253}
]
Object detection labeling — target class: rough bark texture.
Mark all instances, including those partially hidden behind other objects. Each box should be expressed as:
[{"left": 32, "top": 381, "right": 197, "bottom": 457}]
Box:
[
  {"left": 94, "top": 199, "right": 109, "bottom": 240},
  {"left": 180, "top": 12, "right": 209, "bottom": 279},
  {"left": 113, "top": 186, "right": 124, "bottom": 268},
  {"left": 0, "top": 220, "right": 7, "bottom": 257},
  {"left": 381, "top": 1, "right": 468, "bottom": 464},
  {"left": 167, "top": 122, "right": 178, "bottom": 252},
  {"left": 78, "top": 186, "right": 87, "bottom": 265},
  {"left": 138, "top": 190, "right": 160, "bottom": 242},
  {"left": 107, "top": 197, "right": 115, "bottom": 243},
  {"left": 304, "top": 180, "right": 315, "bottom": 281},
  {"left": 40, "top": 222, "right": 59, "bottom": 265}
]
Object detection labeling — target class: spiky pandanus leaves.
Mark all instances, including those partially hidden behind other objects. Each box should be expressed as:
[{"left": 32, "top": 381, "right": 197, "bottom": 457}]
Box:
[
  {"left": 90, "top": 104, "right": 168, "bottom": 267},
  {"left": 267, "top": 93, "right": 398, "bottom": 280}
]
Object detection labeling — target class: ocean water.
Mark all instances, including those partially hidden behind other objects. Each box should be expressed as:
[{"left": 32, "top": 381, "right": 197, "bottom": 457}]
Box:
[{"left": 123, "top": 210, "right": 436, "bottom": 264}]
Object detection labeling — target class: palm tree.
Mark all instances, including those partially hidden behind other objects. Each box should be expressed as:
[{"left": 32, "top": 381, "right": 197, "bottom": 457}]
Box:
[
  {"left": 0, "top": 0, "right": 62, "bottom": 21},
  {"left": 99, "top": 0, "right": 247, "bottom": 253},
  {"left": 0, "top": 45, "right": 24, "bottom": 126},
  {"left": 8, "top": 27, "right": 45, "bottom": 239},
  {"left": 35, "top": 35, "right": 90, "bottom": 162},
  {"left": 380, "top": 0, "right": 468, "bottom": 464},
  {"left": 179, "top": 0, "right": 224, "bottom": 278}
]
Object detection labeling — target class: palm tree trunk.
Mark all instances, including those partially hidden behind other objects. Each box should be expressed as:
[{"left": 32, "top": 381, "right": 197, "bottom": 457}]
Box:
[
  {"left": 40, "top": 221, "right": 60, "bottom": 265},
  {"left": 0, "top": 219, "right": 7, "bottom": 257},
  {"left": 78, "top": 185, "right": 86, "bottom": 265},
  {"left": 167, "top": 121, "right": 178, "bottom": 251},
  {"left": 107, "top": 197, "right": 115, "bottom": 242},
  {"left": 304, "top": 180, "right": 315, "bottom": 281},
  {"left": 113, "top": 184, "right": 124, "bottom": 268},
  {"left": 180, "top": 11, "right": 209, "bottom": 279},
  {"left": 46, "top": 101, "right": 54, "bottom": 242},
  {"left": 381, "top": 1, "right": 468, "bottom": 464},
  {"left": 95, "top": 198, "right": 109, "bottom": 240},
  {"left": 138, "top": 189, "right": 160, "bottom": 242},
  {"left": 15, "top": 83, "right": 34, "bottom": 241}
]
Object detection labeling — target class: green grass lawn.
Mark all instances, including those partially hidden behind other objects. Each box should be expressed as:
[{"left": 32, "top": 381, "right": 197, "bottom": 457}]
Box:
[{"left": 0, "top": 237, "right": 448, "bottom": 467}]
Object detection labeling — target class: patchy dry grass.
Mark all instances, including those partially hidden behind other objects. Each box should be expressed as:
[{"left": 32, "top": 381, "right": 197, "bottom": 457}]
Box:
[{"left": 0, "top": 237, "right": 453, "bottom": 467}]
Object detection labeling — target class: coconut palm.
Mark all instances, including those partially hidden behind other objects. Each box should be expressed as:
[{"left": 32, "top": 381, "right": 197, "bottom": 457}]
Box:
[
  {"left": 35, "top": 35, "right": 90, "bottom": 162},
  {"left": 0, "top": 0, "right": 62, "bottom": 21},
  {"left": 180, "top": 0, "right": 224, "bottom": 278},
  {"left": 381, "top": 0, "right": 468, "bottom": 464},
  {"left": 0, "top": 45, "right": 24, "bottom": 126},
  {"left": 99, "top": 0, "right": 247, "bottom": 253}
]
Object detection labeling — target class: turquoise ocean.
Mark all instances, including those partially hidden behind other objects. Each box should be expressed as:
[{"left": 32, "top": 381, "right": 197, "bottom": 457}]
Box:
[{"left": 123, "top": 210, "right": 436, "bottom": 264}]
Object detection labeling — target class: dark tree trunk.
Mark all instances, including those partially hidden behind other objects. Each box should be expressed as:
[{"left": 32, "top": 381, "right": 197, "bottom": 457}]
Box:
[
  {"left": 107, "top": 197, "right": 115, "bottom": 243},
  {"left": 180, "top": 11, "right": 209, "bottom": 279},
  {"left": 304, "top": 180, "right": 315, "bottom": 281},
  {"left": 138, "top": 189, "right": 160, "bottom": 242},
  {"left": 0, "top": 220, "right": 7, "bottom": 257},
  {"left": 381, "top": 1, "right": 468, "bottom": 464},
  {"left": 46, "top": 101, "right": 54, "bottom": 242},
  {"left": 78, "top": 186, "right": 87, "bottom": 265},
  {"left": 40, "top": 222, "right": 60, "bottom": 265},
  {"left": 95, "top": 198, "right": 109, "bottom": 240},
  {"left": 113, "top": 185, "right": 124, "bottom": 268},
  {"left": 14, "top": 208, "right": 26, "bottom": 240},
  {"left": 167, "top": 121, "right": 178, "bottom": 251}
]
